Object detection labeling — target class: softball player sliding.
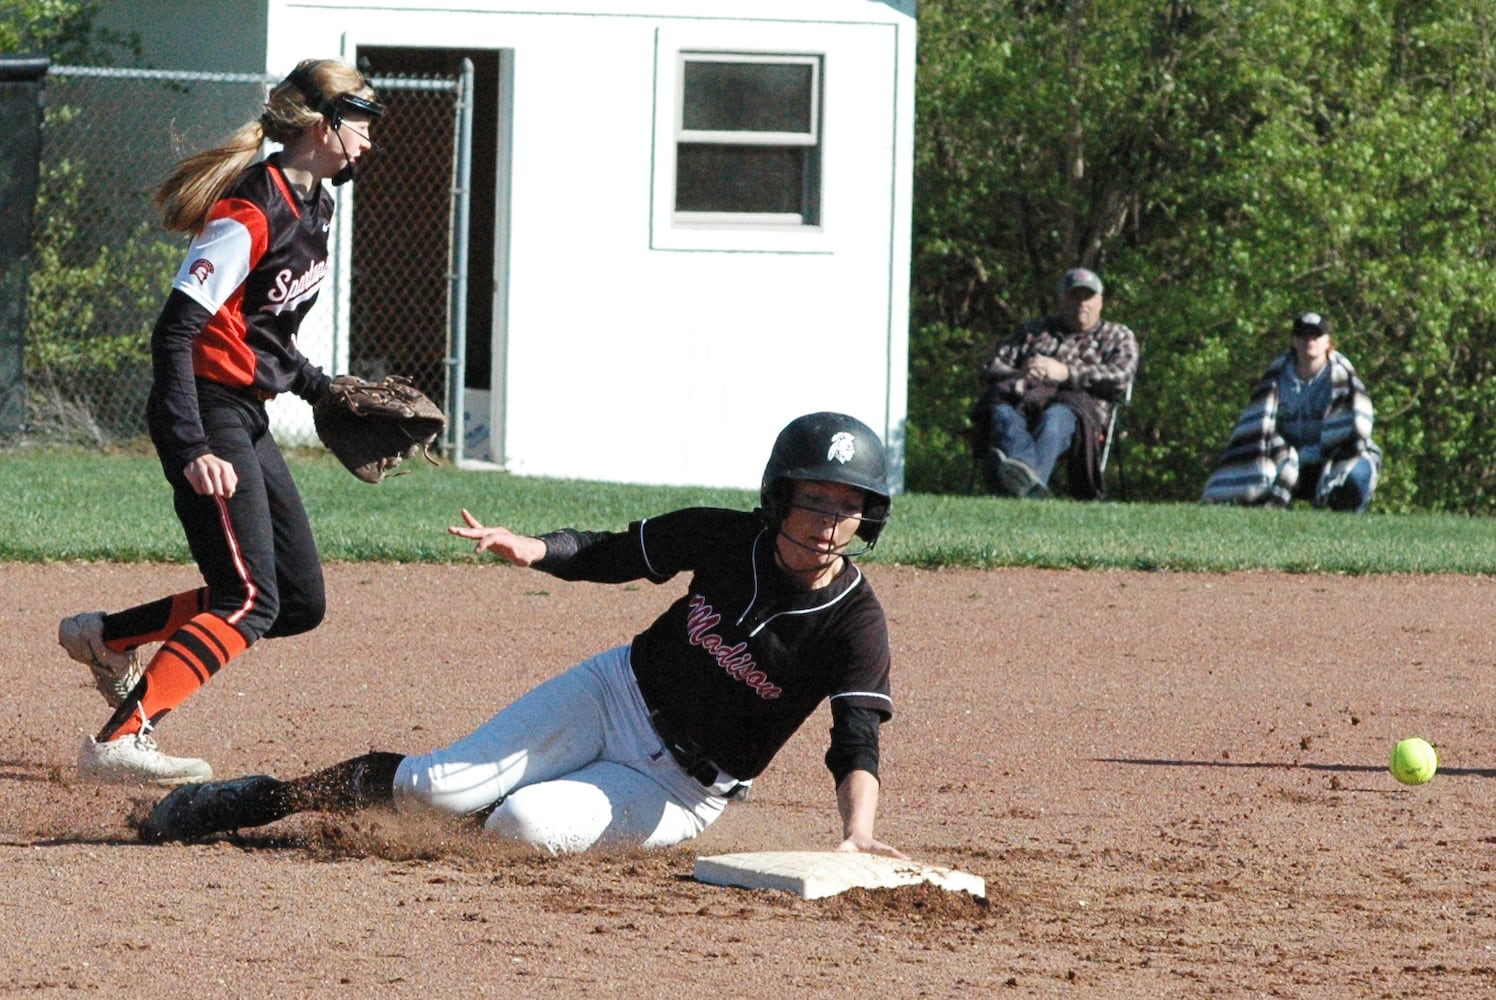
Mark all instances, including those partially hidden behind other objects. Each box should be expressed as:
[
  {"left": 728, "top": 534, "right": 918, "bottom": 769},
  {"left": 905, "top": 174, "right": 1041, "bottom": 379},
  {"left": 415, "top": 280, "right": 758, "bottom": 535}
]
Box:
[
  {"left": 58, "top": 59, "right": 383, "bottom": 785},
  {"left": 140, "top": 413, "right": 907, "bottom": 858}
]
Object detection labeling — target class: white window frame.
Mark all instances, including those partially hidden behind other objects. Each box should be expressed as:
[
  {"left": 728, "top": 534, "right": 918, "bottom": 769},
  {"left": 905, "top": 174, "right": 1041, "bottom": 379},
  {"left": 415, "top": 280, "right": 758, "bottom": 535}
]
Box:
[
  {"left": 672, "top": 52, "right": 821, "bottom": 228},
  {"left": 650, "top": 23, "right": 838, "bottom": 255}
]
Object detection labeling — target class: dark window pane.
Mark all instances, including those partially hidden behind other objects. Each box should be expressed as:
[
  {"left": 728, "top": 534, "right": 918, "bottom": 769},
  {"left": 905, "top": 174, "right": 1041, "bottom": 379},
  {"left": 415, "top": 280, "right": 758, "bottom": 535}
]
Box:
[
  {"left": 682, "top": 61, "right": 813, "bottom": 133},
  {"left": 676, "top": 144, "right": 806, "bottom": 214}
]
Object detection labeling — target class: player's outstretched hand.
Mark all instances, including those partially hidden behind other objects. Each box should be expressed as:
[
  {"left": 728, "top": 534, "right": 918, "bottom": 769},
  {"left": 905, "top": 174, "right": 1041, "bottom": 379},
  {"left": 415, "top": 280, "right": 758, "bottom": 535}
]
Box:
[
  {"left": 835, "top": 835, "right": 909, "bottom": 860},
  {"left": 448, "top": 508, "right": 547, "bottom": 566}
]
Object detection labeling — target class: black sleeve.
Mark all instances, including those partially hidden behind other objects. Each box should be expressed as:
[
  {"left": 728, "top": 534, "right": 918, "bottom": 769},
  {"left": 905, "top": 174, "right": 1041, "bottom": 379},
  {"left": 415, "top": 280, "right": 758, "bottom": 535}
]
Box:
[
  {"left": 294, "top": 361, "right": 332, "bottom": 404},
  {"left": 531, "top": 526, "right": 669, "bottom": 584},
  {"left": 825, "top": 700, "right": 882, "bottom": 786},
  {"left": 530, "top": 509, "right": 745, "bottom": 585},
  {"left": 150, "top": 289, "right": 214, "bottom": 467}
]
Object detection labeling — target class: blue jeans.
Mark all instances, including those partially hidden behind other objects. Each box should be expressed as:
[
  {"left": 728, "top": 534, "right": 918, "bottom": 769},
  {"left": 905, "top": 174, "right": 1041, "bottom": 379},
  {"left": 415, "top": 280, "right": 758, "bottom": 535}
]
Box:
[
  {"left": 1297, "top": 457, "right": 1377, "bottom": 514},
  {"left": 986, "top": 402, "right": 1078, "bottom": 485}
]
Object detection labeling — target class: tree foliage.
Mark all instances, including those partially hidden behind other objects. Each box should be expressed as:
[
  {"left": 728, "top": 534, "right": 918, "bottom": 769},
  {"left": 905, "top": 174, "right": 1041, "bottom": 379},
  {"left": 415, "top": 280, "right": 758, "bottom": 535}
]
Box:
[
  {"left": 912, "top": 0, "right": 1496, "bottom": 512},
  {"left": 5, "top": 1, "right": 164, "bottom": 440},
  {"left": 0, "top": 0, "right": 136, "bottom": 64}
]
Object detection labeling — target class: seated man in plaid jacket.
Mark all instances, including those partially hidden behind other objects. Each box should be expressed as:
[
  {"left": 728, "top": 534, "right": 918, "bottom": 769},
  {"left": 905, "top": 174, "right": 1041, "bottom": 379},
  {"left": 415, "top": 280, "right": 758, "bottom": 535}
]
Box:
[{"left": 970, "top": 268, "right": 1138, "bottom": 500}]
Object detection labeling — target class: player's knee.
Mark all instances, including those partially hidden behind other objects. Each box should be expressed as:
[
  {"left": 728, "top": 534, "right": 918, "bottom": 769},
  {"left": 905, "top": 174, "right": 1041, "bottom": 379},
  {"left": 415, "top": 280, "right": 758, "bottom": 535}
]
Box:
[{"left": 265, "top": 595, "right": 325, "bottom": 637}]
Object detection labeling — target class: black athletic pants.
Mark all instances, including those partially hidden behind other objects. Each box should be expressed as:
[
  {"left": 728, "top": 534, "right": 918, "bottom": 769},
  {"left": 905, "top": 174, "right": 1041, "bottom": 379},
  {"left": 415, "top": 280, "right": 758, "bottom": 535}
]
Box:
[{"left": 148, "top": 381, "right": 325, "bottom": 644}]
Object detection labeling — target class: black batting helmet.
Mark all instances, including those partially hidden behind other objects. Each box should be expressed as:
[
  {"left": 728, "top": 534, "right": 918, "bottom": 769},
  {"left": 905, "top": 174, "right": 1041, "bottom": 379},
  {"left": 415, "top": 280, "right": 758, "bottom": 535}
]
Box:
[{"left": 760, "top": 412, "right": 892, "bottom": 547}]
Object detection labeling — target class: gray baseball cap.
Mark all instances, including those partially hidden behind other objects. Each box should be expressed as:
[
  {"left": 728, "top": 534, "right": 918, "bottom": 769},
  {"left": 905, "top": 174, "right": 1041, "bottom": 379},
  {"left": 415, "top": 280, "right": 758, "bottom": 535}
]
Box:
[{"left": 1059, "top": 267, "right": 1104, "bottom": 295}]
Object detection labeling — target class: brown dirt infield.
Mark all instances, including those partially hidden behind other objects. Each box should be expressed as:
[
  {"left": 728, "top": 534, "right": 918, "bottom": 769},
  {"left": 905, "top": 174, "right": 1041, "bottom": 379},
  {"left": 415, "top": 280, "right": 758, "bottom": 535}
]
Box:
[{"left": 4, "top": 561, "right": 1495, "bottom": 998}]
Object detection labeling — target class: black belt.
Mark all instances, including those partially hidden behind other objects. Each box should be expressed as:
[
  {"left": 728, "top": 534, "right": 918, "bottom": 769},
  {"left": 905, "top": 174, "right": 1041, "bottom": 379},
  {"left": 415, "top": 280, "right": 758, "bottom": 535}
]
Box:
[
  {"left": 226, "top": 382, "right": 276, "bottom": 403},
  {"left": 648, "top": 710, "right": 748, "bottom": 800},
  {"left": 198, "top": 379, "right": 276, "bottom": 404}
]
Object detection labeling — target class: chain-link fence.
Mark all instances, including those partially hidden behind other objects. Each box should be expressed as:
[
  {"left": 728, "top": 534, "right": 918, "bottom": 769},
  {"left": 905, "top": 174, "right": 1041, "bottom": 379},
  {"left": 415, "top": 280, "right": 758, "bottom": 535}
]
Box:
[{"left": 20, "top": 65, "right": 466, "bottom": 448}]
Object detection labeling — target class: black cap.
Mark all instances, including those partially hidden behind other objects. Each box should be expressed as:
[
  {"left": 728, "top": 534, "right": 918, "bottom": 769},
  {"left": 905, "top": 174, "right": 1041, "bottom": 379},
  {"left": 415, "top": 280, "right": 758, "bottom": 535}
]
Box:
[{"left": 1293, "top": 312, "right": 1331, "bottom": 337}]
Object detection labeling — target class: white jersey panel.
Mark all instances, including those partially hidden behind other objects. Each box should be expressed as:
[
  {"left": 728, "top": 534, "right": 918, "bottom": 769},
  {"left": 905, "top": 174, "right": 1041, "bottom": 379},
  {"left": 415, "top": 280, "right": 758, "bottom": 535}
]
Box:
[{"left": 171, "top": 216, "right": 255, "bottom": 315}]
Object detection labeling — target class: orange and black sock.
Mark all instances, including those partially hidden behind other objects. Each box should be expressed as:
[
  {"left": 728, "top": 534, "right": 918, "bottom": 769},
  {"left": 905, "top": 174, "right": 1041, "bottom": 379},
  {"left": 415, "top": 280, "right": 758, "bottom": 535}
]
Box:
[
  {"left": 97, "top": 612, "right": 248, "bottom": 742},
  {"left": 101, "top": 588, "right": 211, "bottom": 653}
]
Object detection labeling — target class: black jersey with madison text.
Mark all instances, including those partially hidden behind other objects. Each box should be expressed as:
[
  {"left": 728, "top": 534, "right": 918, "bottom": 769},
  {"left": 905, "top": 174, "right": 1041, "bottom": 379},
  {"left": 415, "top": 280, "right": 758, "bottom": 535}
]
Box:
[
  {"left": 534, "top": 507, "right": 893, "bottom": 781},
  {"left": 149, "top": 154, "right": 334, "bottom": 464}
]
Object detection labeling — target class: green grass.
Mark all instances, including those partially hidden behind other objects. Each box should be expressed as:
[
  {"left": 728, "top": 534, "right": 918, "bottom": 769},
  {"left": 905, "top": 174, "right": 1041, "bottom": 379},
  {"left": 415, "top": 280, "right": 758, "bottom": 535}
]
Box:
[{"left": 5, "top": 448, "right": 1493, "bottom": 574}]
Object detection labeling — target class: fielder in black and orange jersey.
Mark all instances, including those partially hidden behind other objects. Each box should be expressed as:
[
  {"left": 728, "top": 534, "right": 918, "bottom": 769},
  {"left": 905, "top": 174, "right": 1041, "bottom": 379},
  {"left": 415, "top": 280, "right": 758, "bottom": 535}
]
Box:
[{"left": 59, "top": 58, "right": 384, "bottom": 785}]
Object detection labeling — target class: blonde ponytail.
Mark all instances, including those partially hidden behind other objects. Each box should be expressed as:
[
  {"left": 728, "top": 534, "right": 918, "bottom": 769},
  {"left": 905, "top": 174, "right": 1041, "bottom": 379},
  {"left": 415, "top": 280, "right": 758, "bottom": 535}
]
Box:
[{"left": 153, "top": 121, "right": 266, "bottom": 233}]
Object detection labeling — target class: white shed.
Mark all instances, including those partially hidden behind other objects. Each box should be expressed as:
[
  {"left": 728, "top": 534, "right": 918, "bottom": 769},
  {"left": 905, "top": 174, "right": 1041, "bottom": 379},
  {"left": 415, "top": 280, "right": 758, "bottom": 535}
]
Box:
[{"left": 98, "top": 0, "right": 916, "bottom": 491}]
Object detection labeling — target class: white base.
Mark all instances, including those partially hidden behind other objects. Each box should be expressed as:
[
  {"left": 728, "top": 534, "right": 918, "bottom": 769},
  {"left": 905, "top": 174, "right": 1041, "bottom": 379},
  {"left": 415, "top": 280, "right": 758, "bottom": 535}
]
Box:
[{"left": 693, "top": 850, "right": 985, "bottom": 901}]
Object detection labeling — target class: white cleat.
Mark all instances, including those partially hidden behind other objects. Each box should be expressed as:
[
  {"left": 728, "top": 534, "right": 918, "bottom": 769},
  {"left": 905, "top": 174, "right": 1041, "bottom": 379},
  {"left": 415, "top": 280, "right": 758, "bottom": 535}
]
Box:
[
  {"left": 78, "top": 732, "right": 213, "bottom": 786},
  {"left": 58, "top": 612, "right": 143, "bottom": 708}
]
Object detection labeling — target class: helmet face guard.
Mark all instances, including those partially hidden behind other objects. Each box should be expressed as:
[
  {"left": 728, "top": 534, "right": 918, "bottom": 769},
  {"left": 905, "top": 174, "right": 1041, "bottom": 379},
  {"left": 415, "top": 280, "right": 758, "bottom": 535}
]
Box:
[
  {"left": 760, "top": 412, "right": 892, "bottom": 549},
  {"left": 328, "top": 91, "right": 386, "bottom": 127},
  {"left": 286, "top": 63, "right": 386, "bottom": 129}
]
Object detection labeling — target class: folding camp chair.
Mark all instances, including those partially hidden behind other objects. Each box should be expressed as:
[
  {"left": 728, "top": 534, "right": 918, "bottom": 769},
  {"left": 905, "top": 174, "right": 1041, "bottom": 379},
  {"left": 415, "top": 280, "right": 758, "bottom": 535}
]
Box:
[
  {"left": 967, "top": 378, "right": 1133, "bottom": 499},
  {"left": 1097, "top": 379, "right": 1133, "bottom": 485}
]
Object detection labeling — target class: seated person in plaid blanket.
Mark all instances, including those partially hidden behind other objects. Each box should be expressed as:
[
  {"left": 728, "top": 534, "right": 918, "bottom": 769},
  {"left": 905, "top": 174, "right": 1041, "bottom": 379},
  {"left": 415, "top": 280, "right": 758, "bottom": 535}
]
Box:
[{"left": 1203, "top": 311, "right": 1381, "bottom": 512}]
